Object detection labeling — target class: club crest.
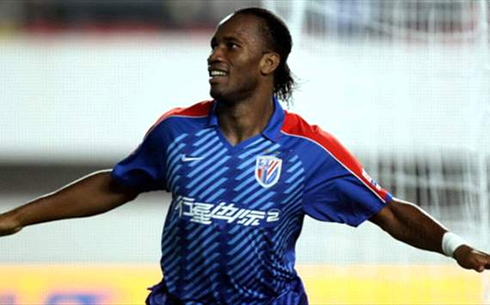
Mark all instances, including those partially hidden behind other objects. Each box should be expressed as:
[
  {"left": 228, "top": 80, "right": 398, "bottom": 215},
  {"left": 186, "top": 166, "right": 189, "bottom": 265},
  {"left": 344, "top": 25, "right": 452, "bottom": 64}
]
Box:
[{"left": 255, "top": 156, "right": 282, "bottom": 188}]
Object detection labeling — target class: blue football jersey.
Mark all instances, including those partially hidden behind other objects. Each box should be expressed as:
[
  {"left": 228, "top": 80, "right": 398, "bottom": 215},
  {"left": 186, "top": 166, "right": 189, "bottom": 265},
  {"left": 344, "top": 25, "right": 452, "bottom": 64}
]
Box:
[{"left": 112, "top": 98, "right": 392, "bottom": 304}]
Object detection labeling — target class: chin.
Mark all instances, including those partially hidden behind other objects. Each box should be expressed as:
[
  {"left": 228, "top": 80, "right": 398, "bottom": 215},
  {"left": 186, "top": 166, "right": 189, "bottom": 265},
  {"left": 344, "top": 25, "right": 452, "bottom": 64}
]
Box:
[
  {"left": 209, "top": 87, "right": 247, "bottom": 105},
  {"left": 209, "top": 88, "right": 220, "bottom": 100},
  {"left": 210, "top": 88, "right": 230, "bottom": 103}
]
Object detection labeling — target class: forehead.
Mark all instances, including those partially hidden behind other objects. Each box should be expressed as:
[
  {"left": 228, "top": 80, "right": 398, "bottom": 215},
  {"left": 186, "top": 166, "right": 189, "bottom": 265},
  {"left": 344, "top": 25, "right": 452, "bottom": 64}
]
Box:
[{"left": 212, "top": 14, "right": 265, "bottom": 44}]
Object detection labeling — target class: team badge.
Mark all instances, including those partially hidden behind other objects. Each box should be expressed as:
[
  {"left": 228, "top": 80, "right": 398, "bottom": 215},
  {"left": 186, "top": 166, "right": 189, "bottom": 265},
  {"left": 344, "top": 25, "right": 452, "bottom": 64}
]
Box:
[{"left": 255, "top": 156, "right": 282, "bottom": 188}]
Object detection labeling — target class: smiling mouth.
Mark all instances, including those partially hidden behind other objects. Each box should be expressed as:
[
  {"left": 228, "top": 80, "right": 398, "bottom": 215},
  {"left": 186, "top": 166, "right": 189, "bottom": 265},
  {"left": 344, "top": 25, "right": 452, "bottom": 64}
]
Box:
[{"left": 209, "top": 69, "right": 228, "bottom": 79}]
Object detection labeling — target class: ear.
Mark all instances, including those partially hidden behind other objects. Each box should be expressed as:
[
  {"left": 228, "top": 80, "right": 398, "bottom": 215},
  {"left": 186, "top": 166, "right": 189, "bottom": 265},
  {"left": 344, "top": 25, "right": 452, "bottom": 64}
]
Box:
[{"left": 260, "top": 52, "right": 280, "bottom": 76}]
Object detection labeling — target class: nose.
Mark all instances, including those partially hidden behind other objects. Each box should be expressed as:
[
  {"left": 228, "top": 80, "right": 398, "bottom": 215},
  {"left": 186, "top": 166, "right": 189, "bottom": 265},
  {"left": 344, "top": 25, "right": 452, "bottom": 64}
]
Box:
[{"left": 207, "top": 46, "right": 223, "bottom": 65}]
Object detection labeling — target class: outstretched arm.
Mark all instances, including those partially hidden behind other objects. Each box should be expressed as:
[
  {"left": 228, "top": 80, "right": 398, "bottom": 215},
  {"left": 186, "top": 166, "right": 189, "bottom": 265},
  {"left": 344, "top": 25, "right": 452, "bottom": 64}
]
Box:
[
  {"left": 0, "top": 170, "right": 139, "bottom": 237},
  {"left": 370, "top": 198, "right": 490, "bottom": 272}
]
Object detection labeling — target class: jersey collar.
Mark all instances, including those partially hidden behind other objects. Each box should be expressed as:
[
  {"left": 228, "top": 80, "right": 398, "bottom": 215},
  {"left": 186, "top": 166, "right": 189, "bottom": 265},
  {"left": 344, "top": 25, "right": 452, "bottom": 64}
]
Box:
[{"left": 206, "top": 97, "right": 285, "bottom": 143}]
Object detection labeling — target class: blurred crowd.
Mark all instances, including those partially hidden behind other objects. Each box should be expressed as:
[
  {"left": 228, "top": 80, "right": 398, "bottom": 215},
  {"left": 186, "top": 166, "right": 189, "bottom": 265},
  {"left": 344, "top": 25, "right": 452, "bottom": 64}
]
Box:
[
  {"left": 0, "top": 0, "right": 487, "bottom": 39},
  {"left": 0, "top": 0, "right": 260, "bottom": 33}
]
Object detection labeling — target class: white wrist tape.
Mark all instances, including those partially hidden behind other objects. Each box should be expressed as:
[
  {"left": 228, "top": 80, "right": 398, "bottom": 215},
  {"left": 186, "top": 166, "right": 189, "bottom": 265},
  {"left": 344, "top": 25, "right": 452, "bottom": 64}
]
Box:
[{"left": 442, "top": 232, "right": 467, "bottom": 258}]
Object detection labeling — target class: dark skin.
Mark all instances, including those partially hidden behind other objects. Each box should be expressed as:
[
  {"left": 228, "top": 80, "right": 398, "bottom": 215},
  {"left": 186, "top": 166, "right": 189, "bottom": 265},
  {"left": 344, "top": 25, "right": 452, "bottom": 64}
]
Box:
[
  {"left": 208, "top": 14, "right": 280, "bottom": 145},
  {"left": 0, "top": 13, "right": 489, "bottom": 275},
  {"left": 0, "top": 170, "right": 138, "bottom": 236},
  {"left": 370, "top": 198, "right": 490, "bottom": 272}
]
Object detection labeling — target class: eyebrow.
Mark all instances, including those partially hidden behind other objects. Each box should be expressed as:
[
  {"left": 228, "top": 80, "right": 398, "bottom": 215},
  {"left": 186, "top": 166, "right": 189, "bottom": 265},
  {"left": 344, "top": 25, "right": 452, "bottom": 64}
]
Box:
[
  {"left": 211, "top": 35, "right": 243, "bottom": 45},
  {"left": 222, "top": 36, "right": 241, "bottom": 41}
]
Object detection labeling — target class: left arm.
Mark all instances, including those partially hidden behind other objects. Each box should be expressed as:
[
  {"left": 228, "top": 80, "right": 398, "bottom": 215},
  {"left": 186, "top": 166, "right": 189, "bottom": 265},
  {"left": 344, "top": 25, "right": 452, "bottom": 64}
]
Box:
[{"left": 369, "top": 197, "right": 490, "bottom": 272}]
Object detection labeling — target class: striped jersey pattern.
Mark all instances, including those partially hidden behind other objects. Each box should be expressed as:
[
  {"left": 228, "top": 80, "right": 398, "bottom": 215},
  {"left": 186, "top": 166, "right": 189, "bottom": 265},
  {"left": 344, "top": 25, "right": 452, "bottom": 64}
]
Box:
[{"left": 112, "top": 98, "right": 392, "bottom": 304}]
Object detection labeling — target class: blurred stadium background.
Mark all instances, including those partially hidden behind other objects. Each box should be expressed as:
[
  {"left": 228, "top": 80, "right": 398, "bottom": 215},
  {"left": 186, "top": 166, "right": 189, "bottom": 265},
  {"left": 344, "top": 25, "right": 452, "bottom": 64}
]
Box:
[{"left": 0, "top": 0, "right": 489, "bottom": 304}]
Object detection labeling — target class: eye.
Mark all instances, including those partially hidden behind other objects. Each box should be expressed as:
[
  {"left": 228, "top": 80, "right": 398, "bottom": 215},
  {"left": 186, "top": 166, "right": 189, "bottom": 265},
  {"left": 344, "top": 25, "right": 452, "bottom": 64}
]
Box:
[
  {"left": 210, "top": 38, "right": 218, "bottom": 50},
  {"left": 226, "top": 42, "right": 239, "bottom": 49}
]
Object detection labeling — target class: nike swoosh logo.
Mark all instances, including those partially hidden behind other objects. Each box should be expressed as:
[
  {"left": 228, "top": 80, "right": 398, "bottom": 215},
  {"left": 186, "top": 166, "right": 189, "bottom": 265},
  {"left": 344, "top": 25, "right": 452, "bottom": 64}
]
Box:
[{"left": 181, "top": 155, "right": 205, "bottom": 162}]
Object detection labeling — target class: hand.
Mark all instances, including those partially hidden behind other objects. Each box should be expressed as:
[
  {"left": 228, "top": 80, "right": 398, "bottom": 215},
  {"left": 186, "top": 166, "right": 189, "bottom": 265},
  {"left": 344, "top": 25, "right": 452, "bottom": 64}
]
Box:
[
  {"left": 453, "top": 245, "right": 490, "bottom": 272},
  {"left": 0, "top": 213, "right": 22, "bottom": 237}
]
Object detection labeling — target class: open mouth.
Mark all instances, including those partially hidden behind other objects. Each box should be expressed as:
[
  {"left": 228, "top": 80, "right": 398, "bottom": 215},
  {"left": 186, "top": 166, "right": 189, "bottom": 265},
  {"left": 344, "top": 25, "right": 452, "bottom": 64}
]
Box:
[{"left": 209, "top": 69, "right": 228, "bottom": 79}]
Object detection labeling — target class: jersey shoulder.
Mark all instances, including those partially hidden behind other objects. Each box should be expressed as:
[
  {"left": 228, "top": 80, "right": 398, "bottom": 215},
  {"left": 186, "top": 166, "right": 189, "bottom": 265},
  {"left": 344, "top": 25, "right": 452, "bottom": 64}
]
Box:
[
  {"left": 280, "top": 111, "right": 363, "bottom": 181},
  {"left": 281, "top": 111, "right": 390, "bottom": 203},
  {"left": 281, "top": 110, "right": 353, "bottom": 163},
  {"left": 153, "top": 100, "right": 212, "bottom": 126},
  {"left": 146, "top": 100, "right": 213, "bottom": 136}
]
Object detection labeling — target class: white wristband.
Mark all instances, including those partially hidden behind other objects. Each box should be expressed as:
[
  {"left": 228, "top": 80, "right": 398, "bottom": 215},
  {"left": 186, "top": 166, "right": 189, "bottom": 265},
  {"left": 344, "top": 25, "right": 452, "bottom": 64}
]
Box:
[{"left": 442, "top": 232, "right": 467, "bottom": 258}]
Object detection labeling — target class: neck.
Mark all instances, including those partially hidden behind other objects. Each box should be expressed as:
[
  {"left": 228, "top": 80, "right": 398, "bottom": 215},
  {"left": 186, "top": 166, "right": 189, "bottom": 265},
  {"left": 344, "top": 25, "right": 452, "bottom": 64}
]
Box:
[{"left": 216, "top": 92, "right": 275, "bottom": 146}]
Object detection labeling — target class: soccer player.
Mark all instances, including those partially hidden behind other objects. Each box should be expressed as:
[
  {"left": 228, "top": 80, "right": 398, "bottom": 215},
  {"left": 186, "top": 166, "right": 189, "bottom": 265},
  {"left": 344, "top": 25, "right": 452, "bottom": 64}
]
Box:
[{"left": 0, "top": 7, "right": 489, "bottom": 305}]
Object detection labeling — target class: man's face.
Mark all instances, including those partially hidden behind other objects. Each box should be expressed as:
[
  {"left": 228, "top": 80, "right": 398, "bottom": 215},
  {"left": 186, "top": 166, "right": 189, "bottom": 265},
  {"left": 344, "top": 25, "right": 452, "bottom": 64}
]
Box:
[{"left": 207, "top": 14, "right": 268, "bottom": 103}]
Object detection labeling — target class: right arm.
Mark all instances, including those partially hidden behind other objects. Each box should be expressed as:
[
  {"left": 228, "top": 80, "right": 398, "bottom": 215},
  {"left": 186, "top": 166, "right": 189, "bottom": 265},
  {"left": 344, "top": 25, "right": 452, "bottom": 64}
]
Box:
[{"left": 0, "top": 170, "right": 139, "bottom": 237}]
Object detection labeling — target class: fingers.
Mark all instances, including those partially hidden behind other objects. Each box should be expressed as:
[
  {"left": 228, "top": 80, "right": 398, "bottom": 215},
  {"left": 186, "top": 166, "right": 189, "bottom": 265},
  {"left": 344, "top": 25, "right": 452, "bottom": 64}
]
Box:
[
  {"left": 481, "top": 256, "right": 490, "bottom": 272},
  {"left": 475, "top": 263, "right": 487, "bottom": 273},
  {"left": 454, "top": 247, "right": 490, "bottom": 273},
  {"left": 472, "top": 250, "right": 490, "bottom": 273},
  {"left": 476, "top": 264, "right": 485, "bottom": 273}
]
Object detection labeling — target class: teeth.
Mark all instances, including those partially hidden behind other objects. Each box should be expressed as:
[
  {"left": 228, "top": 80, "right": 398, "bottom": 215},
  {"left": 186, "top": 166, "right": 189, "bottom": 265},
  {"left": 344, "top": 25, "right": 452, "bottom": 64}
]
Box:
[{"left": 210, "top": 70, "right": 227, "bottom": 77}]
